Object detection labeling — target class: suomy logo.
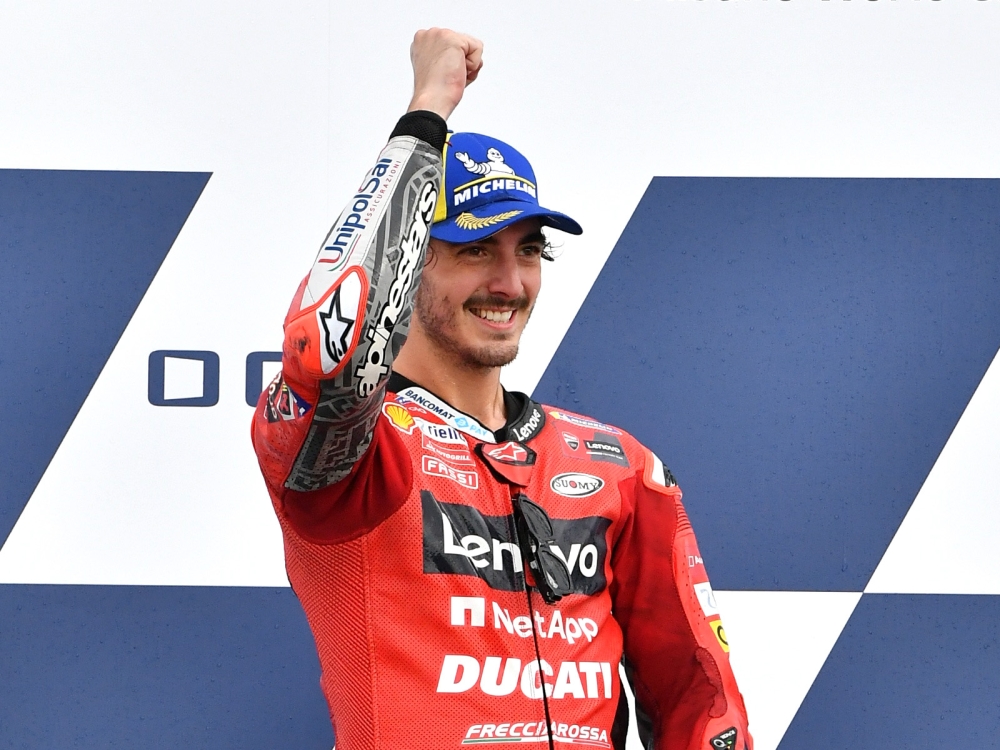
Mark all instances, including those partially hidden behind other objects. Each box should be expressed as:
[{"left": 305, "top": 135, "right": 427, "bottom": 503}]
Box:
[{"left": 550, "top": 473, "right": 604, "bottom": 498}]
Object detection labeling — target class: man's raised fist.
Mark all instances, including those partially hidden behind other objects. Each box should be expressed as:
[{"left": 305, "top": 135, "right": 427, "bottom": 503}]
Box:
[{"left": 407, "top": 28, "right": 484, "bottom": 121}]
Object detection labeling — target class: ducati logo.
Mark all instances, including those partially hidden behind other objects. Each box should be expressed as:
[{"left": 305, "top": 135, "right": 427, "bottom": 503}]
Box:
[{"left": 562, "top": 432, "right": 579, "bottom": 451}]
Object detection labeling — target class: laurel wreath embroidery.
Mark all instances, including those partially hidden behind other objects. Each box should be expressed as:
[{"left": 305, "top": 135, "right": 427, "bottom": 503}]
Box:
[{"left": 454, "top": 210, "right": 524, "bottom": 231}]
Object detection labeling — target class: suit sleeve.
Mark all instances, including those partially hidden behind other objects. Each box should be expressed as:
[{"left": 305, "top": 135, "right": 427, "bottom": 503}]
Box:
[
  {"left": 610, "top": 449, "right": 752, "bottom": 750},
  {"left": 252, "top": 111, "right": 444, "bottom": 499}
]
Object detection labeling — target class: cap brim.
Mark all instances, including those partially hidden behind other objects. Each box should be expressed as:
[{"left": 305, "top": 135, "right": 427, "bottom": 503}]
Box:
[{"left": 430, "top": 199, "right": 583, "bottom": 243}]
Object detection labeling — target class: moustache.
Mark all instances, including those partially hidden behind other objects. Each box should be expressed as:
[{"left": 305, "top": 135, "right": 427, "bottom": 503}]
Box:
[{"left": 463, "top": 294, "right": 531, "bottom": 312}]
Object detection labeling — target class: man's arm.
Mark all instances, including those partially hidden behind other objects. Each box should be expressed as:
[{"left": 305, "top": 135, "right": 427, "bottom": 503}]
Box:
[
  {"left": 253, "top": 30, "right": 483, "bottom": 494},
  {"left": 611, "top": 450, "right": 753, "bottom": 750}
]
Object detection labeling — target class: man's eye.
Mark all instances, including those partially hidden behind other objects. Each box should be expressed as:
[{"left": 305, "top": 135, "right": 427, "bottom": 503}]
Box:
[{"left": 518, "top": 245, "right": 544, "bottom": 257}]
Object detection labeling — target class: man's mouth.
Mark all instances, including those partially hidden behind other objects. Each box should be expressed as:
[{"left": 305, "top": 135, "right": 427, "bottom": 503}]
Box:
[{"left": 468, "top": 308, "right": 514, "bottom": 324}]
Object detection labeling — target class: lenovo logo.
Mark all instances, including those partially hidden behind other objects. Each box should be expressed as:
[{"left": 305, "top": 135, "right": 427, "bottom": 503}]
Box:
[{"left": 421, "top": 491, "right": 610, "bottom": 595}]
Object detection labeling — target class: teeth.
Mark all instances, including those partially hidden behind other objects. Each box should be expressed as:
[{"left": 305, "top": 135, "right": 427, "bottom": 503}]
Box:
[{"left": 471, "top": 309, "right": 514, "bottom": 323}]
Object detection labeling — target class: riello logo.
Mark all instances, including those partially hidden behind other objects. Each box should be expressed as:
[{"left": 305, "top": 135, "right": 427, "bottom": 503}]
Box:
[{"left": 550, "top": 473, "right": 604, "bottom": 498}]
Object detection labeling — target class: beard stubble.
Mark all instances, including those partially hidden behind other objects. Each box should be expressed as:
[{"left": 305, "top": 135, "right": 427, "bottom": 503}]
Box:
[{"left": 413, "top": 275, "right": 531, "bottom": 370}]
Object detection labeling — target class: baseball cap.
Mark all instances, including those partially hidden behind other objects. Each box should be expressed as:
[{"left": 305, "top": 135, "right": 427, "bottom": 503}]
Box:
[{"left": 430, "top": 132, "right": 583, "bottom": 243}]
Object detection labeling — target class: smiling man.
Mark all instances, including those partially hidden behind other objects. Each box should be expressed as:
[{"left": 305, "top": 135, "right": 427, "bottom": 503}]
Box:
[{"left": 252, "top": 28, "right": 751, "bottom": 750}]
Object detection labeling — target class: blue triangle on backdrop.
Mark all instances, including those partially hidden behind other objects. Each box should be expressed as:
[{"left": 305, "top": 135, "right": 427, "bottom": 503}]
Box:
[
  {"left": 533, "top": 178, "right": 1000, "bottom": 591},
  {"left": 780, "top": 593, "right": 1000, "bottom": 747},
  {"left": 0, "top": 585, "right": 333, "bottom": 748},
  {"left": 0, "top": 169, "right": 210, "bottom": 547}
]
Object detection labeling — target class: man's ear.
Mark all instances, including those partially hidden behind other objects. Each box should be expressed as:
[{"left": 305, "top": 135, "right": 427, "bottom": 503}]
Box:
[{"left": 425, "top": 239, "right": 441, "bottom": 268}]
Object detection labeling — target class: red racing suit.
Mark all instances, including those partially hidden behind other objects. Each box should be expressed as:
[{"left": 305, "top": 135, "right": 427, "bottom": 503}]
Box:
[{"left": 251, "top": 111, "right": 752, "bottom": 750}]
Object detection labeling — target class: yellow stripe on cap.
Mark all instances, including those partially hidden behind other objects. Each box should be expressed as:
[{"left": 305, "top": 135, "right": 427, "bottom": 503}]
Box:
[
  {"left": 454, "top": 210, "right": 524, "bottom": 231},
  {"left": 433, "top": 134, "right": 451, "bottom": 224}
]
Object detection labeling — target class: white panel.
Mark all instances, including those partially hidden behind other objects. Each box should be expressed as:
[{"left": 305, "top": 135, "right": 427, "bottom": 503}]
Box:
[
  {"left": 867, "top": 347, "right": 1000, "bottom": 595},
  {"left": 0, "top": 1, "right": 997, "bottom": 585},
  {"left": 618, "top": 663, "right": 644, "bottom": 750},
  {"left": 713, "top": 590, "right": 862, "bottom": 750},
  {"left": 260, "top": 360, "right": 283, "bottom": 393},
  {"left": 163, "top": 356, "right": 204, "bottom": 401},
  {"left": 617, "top": 591, "right": 860, "bottom": 750}
]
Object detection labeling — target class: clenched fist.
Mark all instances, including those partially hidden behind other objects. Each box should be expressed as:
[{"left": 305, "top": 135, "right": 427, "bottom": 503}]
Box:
[{"left": 407, "top": 28, "right": 484, "bottom": 121}]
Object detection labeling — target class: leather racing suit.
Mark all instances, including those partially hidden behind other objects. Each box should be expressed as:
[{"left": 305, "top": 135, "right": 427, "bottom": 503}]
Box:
[{"left": 251, "top": 111, "right": 752, "bottom": 750}]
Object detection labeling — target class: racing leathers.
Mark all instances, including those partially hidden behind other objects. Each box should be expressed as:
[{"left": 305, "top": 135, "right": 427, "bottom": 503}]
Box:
[{"left": 251, "top": 111, "right": 752, "bottom": 750}]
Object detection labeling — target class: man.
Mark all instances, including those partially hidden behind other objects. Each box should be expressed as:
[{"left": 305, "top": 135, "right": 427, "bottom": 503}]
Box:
[{"left": 252, "top": 28, "right": 752, "bottom": 750}]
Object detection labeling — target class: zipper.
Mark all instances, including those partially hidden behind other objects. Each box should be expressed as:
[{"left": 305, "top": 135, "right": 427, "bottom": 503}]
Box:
[{"left": 510, "top": 486, "right": 556, "bottom": 750}]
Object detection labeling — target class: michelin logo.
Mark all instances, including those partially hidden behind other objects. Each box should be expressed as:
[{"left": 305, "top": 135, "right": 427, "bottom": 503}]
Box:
[
  {"left": 451, "top": 146, "right": 536, "bottom": 208},
  {"left": 455, "top": 147, "right": 515, "bottom": 178}
]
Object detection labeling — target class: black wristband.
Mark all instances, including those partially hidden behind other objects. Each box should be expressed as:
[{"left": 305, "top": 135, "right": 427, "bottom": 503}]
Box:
[{"left": 389, "top": 111, "right": 448, "bottom": 152}]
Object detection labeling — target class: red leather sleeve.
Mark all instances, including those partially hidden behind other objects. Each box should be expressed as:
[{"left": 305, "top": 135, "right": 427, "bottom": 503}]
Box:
[
  {"left": 274, "top": 417, "right": 412, "bottom": 545},
  {"left": 610, "top": 451, "right": 752, "bottom": 750}
]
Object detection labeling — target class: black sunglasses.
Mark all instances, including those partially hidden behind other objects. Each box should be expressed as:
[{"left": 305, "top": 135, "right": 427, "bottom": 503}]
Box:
[{"left": 514, "top": 494, "right": 572, "bottom": 604}]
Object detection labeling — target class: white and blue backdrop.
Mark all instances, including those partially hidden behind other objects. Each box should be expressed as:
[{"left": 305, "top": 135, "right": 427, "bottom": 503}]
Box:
[{"left": 2, "top": 2, "right": 999, "bottom": 748}]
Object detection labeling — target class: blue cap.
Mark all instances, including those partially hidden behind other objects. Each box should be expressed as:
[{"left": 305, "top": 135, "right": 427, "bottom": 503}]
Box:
[{"left": 430, "top": 132, "right": 583, "bottom": 242}]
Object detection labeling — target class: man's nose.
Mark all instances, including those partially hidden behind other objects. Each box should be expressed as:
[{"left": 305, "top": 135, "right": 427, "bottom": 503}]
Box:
[{"left": 487, "top": 251, "right": 524, "bottom": 298}]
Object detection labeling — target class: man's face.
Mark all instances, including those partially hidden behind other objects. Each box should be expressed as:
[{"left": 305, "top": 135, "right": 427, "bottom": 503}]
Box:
[{"left": 413, "top": 218, "right": 546, "bottom": 370}]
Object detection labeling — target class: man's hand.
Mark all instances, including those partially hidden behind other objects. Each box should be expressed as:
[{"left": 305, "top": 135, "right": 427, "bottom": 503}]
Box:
[{"left": 407, "top": 28, "right": 483, "bottom": 121}]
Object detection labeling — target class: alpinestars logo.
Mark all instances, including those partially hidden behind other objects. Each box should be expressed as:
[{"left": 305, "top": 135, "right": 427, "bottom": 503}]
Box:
[
  {"left": 355, "top": 180, "right": 437, "bottom": 397},
  {"left": 486, "top": 442, "right": 530, "bottom": 464},
  {"left": 317, "top": 269, "right": 363, "bottom": 373},
  {"left": 421, "top": 491, "right": 610, "bottom": 594}
]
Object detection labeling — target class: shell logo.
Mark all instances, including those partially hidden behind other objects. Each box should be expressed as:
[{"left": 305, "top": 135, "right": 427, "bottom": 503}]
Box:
[{"left": 383, "top": 402, "right": 416, "bottom": 434}]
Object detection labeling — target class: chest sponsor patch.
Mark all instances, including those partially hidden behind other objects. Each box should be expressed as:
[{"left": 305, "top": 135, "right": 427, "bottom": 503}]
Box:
[
  {"left": 421, "top": 491, "right": 610, "bottom": 595},
  {"left": 461, "top": 719, "right": 610, "bottom": 746},
  {"left": 422, "top": 433, "right": 475, "bottom": 465},
  {"left": 559, "top": 430, "right": 587, "bottom": 461},
  {"left": 547, "top": 409, "right": 621, "bottom": 435},
  {"left": 422, "top": 455, "right": 479, "bottom": 490},
  {"left": 420, "top": 421, "right": 469, "bottom": 445},
  {"left": 396, "top": 386, "right": 495, "bottom": 443},
  {"left": 550, "top": 473, "right": 604, "bottom": 498},
  {"left": 383, "top": 402, "right": 416, "bottom": 433},
  {"left": 585, "top": 433, "right": 629, "bottom": 468}
]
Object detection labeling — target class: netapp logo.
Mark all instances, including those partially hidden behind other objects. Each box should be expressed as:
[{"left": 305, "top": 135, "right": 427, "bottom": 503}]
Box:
[{"left": 421, "top": 491, "right": 610, "bottom": 595}]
